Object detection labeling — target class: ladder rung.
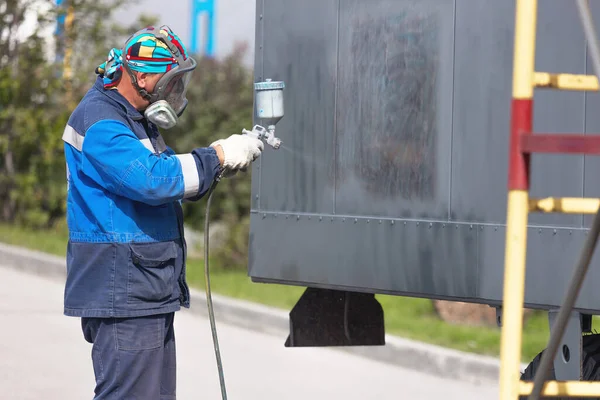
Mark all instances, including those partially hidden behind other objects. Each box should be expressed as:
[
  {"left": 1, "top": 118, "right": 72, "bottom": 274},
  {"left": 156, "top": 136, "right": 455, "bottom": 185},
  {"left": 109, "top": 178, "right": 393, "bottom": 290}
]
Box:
[
  {"left": 520, "top": 134, "right": 600, "bottom": 154},
  {"left": 534, "top": 72, "right": 599, "bottom": 91},
  {"left": 520, "top": 381, "right": 600, "bottom": 397},
  {"left": 529, "top": 197, "right": 600, "bottom": 214}
]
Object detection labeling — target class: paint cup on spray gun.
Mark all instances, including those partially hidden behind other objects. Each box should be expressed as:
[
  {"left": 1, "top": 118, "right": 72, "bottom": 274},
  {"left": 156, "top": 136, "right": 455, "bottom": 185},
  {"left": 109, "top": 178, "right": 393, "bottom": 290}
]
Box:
[{"left": 242, "top": 79, "right": 285, "bottom": 149}]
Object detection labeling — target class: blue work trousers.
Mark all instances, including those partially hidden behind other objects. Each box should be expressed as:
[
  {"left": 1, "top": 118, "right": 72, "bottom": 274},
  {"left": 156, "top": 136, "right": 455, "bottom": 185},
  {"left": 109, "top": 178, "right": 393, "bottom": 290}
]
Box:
[{"left": 81, "top": 312, "right": 176, "bottom": 399}]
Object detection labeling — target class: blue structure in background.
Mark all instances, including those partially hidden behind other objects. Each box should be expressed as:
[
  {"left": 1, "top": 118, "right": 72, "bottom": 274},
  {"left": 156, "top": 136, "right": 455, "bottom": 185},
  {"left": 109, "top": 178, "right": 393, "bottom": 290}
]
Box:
[
  {"left": 54, "top": 0, "right": 65, "bottom": 67},
  {"left": 190, "top": 0, "right": 216, "bottom": 57}
]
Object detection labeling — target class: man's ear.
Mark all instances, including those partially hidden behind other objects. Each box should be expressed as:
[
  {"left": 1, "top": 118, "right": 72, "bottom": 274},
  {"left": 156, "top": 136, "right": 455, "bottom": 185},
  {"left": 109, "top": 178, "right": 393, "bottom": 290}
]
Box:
[{"left": 136, "top": 72, "right": 149, "bottom": 88}]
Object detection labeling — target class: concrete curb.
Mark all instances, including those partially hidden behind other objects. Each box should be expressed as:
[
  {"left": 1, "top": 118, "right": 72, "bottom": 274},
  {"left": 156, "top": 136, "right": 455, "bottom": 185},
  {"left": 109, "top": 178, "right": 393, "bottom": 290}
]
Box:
[{"left": 0, "top": 241, "right": 525, "bottom": 386}]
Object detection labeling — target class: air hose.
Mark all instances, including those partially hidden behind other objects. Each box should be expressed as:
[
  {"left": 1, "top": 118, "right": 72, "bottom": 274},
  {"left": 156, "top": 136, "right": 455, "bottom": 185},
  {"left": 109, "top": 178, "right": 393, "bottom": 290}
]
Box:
[
  {"left": 203, "top": 179, "right": 228, "bottom": 400},
  {"left": 202, "top": 132, "right": 282, "bottom": 400},
  {"left": 201, "top": 78, "right": 285, "bottom": 400}
]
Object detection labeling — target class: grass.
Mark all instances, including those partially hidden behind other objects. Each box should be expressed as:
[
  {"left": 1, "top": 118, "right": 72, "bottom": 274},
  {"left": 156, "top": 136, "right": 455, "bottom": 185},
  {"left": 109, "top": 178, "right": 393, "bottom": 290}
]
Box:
[
  {"left": 0, "top": 222, "right": 553, "bottom": 363},
  {"left": 0, "top": 222, "right": 70, "bottom": 256}
]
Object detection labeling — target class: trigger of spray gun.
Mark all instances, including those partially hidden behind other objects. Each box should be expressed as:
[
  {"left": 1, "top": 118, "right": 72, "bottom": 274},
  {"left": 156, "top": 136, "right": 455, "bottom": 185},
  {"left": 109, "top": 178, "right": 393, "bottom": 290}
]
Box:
[{"left": 242, "top": 124, "right": 282, "bottom": 149}]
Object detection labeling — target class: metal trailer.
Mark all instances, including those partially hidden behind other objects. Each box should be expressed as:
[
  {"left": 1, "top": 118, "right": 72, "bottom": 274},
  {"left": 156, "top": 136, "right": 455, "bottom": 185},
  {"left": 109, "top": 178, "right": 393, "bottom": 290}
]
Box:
[{"left": 247, "top": 0, "right": 600, "bottom": 398}]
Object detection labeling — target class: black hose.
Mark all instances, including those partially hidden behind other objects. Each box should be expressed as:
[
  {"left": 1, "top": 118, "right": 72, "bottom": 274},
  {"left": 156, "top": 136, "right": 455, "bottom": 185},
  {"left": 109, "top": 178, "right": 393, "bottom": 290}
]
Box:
[
  {"left": 576, "top": 0, "right": 600, "bottom": 81},
  {"left": 204, "top": 179, "right": 228, "bottom": 400}
]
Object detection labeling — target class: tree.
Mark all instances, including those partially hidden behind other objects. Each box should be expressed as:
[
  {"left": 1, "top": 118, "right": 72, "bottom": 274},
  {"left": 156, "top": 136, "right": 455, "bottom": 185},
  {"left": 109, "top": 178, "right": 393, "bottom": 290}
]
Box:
[
  {"left": 0, "top": 0, "right": 150, "bottom": 227},
  {"left": 0, "top": 0, "right": 69, "bottom": 226}
]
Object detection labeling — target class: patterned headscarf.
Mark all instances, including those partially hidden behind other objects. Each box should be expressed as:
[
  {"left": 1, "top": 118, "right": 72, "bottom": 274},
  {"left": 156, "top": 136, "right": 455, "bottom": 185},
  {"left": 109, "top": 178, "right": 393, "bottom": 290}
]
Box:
[{"left": 95, "top": 26, "right": 189, "bottom": 89}]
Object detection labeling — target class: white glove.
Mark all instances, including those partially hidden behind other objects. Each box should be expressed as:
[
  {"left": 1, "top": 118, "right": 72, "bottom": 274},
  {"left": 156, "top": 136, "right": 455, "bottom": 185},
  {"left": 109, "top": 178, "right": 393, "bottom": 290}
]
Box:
[{"left": 210, "top": 134, "right": 264, "bottom": 171}]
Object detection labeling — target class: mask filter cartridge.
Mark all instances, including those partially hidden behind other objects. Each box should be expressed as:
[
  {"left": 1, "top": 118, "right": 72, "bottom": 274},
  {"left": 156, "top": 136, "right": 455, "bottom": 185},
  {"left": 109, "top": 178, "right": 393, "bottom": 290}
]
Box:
[{"left": 145, "top": 100, "right": 179, "bottom": 130}]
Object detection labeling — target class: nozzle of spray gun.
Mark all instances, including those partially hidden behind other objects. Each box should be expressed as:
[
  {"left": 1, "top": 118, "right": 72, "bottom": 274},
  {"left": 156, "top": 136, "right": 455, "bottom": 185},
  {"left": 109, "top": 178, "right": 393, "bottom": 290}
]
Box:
[{"left": 242, "top": 124, "right": 282, "bottom": 149}]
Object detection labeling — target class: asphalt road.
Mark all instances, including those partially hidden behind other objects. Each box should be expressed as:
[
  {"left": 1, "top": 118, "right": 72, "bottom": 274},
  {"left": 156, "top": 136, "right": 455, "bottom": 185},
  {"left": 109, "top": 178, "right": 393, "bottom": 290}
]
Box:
[{"left": 0, "top": 266, "right": 499, "bottom": 399}]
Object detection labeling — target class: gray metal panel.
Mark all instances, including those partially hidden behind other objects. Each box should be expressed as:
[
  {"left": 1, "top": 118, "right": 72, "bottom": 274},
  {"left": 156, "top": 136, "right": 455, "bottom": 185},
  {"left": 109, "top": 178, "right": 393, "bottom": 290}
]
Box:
[
  {"left": 248, "top": 0, "right": 600, "bottom": 313},
  {"left": 450, "top": 0, "right": 514, "bottom": 223},
  {"left": 528, "top": 3, "right": 586, "bottom": 228},
  {"left": 249, "top": 213, "right": 478, "bottom": 299},
  {"left": 583, "top": 1, "right": 600, "bottom": 228},
  {"left": 477, "top": 226, "right": 600, "bottom": 310},
  {"left": 254, "top": 0, "right": 338, "bottom": 214},
  {"left": 251, "top": 214, "right": 600, "bottom": 311},
  {"left": 334, "top": 0, "right": 454, "bottom": 219},
  {"left": 476, "top": 224, "right": 505, "bottom": 304},
  {"left": 251, "top": 0, "right": 264, "bottom": 211},
  {"left": 522, "top": 228, "right": 600, "bottom": 312}
]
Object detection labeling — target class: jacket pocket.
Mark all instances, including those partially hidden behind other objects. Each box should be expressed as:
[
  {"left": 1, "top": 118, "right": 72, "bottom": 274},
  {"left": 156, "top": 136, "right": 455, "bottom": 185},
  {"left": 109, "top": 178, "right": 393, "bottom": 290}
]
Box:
[{"left": 127, "top": 241, "right": 177, "bottom": 304}]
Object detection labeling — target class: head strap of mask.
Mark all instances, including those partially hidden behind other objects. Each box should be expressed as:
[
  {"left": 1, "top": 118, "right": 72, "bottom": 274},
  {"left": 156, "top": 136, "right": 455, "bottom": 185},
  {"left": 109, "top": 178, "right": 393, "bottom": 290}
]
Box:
[{"left": 121, "top": 26, "right": 189, "bottom": 104}]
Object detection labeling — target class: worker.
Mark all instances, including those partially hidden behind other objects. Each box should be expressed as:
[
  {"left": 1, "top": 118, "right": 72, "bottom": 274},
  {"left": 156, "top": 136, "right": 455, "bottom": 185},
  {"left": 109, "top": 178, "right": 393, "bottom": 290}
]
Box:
[{"left": 60, "top": 25, "right": 263, "bottom": 399}]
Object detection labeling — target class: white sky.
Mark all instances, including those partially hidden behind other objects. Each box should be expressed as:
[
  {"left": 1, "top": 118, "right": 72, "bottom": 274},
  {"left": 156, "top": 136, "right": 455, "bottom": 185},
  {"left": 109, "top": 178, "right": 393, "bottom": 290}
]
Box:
[
  {"left": 116, "top": 0, "right": 256, "bottom": 65},
  {"left": 17, "top": 0, "right": 55, "bottom": 58},
  {"left": 17, "top": 0, "right": 257, "bottom": 66}
]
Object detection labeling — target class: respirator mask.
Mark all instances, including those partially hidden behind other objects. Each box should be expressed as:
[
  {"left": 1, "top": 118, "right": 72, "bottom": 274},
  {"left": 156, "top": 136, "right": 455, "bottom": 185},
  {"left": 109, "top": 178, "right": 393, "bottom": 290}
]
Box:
[
  {"left": 142, "top": 58, "right": 196, "bottom": 129},
  {"left": 123, "top": 27, "right": 197, "bottom": 130}
]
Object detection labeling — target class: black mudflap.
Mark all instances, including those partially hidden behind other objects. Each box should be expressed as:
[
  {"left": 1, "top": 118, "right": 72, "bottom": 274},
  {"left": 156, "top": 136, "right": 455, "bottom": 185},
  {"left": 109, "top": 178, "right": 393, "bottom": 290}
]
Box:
[{"left": 284, "top": 287, "right": 385, "bottom": 347}]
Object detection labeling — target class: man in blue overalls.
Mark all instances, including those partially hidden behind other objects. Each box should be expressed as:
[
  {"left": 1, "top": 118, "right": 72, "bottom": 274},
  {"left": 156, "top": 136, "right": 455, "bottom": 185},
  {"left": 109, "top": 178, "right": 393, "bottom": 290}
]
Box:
[{"left": 61, "top": 26, "right": 263, "bottom": 399}]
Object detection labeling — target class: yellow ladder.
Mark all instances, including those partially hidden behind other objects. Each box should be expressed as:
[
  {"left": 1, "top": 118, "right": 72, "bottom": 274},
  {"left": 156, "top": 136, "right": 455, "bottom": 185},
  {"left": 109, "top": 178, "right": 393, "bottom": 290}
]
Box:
[{"left": 500, "top": 0, "right": 600, "bottom": 399}]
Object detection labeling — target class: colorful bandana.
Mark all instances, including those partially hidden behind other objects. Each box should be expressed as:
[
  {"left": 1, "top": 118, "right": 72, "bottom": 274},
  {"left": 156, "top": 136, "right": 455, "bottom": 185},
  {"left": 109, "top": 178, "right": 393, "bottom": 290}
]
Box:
[{"left": 95, "top": 26, "right": 189, "bottom": 89}]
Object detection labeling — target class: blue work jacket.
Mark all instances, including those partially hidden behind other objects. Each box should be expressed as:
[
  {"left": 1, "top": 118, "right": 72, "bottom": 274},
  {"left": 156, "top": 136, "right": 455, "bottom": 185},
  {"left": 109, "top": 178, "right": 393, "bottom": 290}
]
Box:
[{"left": 62, "top": 77, "right": 222, "bottom": 318}]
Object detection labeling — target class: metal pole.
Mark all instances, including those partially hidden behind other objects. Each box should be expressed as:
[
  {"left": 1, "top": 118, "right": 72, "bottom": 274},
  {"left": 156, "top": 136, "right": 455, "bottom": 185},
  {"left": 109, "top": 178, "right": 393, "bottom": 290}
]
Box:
[
  {"left": 499, "top": 1, "right": 537, "bottom": 399},
  {"left": 529, "top": 3, "right": 600, "bottom": 398},
  {"left": 62, "top": 1, "right": 74, "bottom": 106},
  {"left": 529, "top": 209, "right": 600, "bottom": 399}
]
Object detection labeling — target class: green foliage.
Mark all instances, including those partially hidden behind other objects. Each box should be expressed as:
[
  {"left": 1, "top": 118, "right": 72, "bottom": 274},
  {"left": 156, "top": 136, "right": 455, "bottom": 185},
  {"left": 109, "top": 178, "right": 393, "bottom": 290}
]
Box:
[
  {"left": 0, "top": 1, "right": 70, "bottom": 227},
  {"left": 0, "top": 1, "right": 255, "bottom": 268},
  {"left": 0, "top": 0, "right": 156, "bottom": 227}
]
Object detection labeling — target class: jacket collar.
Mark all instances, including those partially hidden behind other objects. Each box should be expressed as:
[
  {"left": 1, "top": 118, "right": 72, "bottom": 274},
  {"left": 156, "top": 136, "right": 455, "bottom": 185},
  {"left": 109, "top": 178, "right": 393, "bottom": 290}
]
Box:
[{"left": 93, "top": 77, "right": 145, "bottom": 121}]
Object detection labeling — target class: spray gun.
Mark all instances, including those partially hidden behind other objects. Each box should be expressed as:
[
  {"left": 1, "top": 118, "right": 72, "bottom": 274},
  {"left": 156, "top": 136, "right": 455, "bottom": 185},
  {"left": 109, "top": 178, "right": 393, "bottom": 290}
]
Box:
[
  {"left": 242, "top": 79, "right": 285, "bottom": 149},
  {"left": 204, "top": 77, "right": 286, "bottom": 400}
]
